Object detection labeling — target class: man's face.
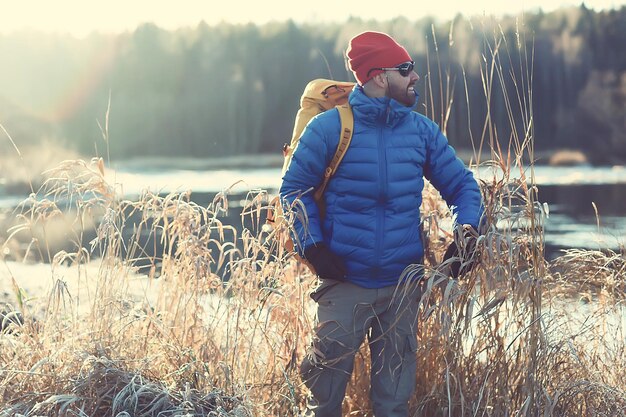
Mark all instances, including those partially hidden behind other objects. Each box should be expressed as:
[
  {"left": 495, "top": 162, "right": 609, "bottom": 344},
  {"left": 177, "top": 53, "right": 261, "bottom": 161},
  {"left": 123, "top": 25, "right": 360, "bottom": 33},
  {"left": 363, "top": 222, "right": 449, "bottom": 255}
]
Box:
[{"left": 385, "top": 66, "right": 419, "bottom": 107}]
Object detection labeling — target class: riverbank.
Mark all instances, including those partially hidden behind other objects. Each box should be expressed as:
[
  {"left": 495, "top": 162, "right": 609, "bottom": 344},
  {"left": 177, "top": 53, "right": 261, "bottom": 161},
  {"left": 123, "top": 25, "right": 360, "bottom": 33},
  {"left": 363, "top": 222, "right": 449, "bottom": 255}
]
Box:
[
  {"left": 1, "top": 252, "right": 624, "bottom": 416},
  {"left": 0, "top": 162, "right": 624, "bottom": 416},
  {"left": 0, "top": 259, "right": 160, "bottom": 325}
]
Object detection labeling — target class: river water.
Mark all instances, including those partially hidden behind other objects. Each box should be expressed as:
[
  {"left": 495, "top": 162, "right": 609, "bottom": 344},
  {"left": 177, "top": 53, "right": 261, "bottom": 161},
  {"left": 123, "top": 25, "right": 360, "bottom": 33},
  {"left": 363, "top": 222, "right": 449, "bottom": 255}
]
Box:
[{"left": 1, "top": 160, "right": 625, "bottom": 259}]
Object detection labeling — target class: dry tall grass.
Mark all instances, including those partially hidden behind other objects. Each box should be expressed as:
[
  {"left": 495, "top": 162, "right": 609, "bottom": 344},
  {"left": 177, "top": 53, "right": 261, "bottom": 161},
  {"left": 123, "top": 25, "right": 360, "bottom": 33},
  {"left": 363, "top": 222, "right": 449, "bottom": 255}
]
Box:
[{"left": 1, "top": 16, "right": 625, "bottom": 417}]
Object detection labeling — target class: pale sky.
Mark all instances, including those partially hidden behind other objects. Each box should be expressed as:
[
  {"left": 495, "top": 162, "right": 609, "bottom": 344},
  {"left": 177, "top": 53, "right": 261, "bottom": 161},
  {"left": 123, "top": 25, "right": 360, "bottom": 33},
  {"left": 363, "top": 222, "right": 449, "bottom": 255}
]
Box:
[{"left": 0, "top": 0, "right": 623, "bottom": 37}]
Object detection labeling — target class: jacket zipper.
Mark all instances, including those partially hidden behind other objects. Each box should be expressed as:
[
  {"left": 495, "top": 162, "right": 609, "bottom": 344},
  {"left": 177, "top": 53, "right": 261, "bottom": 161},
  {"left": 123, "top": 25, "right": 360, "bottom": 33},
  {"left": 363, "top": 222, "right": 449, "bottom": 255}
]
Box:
[{"left": 376, "top": 123, "right": 387, "bottom": 274}]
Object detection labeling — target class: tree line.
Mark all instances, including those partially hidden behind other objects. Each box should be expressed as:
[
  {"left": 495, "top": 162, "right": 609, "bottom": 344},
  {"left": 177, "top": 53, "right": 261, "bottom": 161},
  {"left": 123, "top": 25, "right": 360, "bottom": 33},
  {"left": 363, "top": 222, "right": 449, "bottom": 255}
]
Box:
[{"left": 0, "top": 5, "right": 624, "bottom": 164}]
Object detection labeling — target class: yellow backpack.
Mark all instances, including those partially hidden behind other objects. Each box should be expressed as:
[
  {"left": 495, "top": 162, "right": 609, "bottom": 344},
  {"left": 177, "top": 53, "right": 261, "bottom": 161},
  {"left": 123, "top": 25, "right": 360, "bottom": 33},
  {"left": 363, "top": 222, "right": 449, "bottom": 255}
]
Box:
[{"left": 267, "top": 79, "right": 356, "bottom": 267}]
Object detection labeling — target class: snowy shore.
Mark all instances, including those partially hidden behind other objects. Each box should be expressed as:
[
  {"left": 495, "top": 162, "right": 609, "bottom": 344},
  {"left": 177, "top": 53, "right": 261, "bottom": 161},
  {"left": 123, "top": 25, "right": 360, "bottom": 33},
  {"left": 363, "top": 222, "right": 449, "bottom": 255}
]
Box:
[{"left": 0, "top": 259, "right": 160, "bottom": 320}]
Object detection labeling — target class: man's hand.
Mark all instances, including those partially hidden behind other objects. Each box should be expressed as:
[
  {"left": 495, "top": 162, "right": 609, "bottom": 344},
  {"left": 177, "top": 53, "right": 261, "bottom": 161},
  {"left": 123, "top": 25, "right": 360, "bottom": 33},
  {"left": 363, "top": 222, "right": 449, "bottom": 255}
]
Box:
[
  {"left": 442, "top": 224, "right": 479, "bottom": 279},
  {"left": 304, "top": 243, "right": 348, "bottom": 281}
]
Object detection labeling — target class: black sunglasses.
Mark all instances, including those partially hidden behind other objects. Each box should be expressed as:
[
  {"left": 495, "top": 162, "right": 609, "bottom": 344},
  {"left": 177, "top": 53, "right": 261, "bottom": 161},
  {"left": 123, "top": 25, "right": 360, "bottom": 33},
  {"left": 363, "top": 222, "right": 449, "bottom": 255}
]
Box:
[{"left": 367, "top": 61, "right": 415, "bottom": 78}]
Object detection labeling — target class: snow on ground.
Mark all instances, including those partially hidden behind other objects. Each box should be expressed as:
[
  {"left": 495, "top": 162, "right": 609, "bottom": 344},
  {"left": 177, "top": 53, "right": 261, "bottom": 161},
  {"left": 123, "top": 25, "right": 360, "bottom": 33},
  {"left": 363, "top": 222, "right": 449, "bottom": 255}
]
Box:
[{"left": 0, "top": 258, "right": 160, "bottom": 318}]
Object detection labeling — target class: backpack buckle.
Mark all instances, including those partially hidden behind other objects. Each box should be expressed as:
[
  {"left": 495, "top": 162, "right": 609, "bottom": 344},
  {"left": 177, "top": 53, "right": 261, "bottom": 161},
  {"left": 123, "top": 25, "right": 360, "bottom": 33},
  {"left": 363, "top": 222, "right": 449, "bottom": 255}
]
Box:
[{"left": 321, "top": 84, "right": 345, "bottom": 98}]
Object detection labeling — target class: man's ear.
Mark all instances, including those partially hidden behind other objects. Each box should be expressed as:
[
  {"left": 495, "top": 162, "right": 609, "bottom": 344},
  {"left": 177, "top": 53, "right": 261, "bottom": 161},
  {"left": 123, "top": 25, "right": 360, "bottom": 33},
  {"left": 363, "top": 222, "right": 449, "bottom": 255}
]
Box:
[{"left": 371, "top": 72, "right": 387, "bottom": 88}]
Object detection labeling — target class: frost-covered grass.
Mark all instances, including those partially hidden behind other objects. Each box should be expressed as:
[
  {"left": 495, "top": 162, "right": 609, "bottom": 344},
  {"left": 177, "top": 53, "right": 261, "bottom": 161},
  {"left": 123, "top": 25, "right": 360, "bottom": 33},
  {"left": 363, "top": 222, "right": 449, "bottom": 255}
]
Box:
[
  {"left": 0, "top": 156, "right": 623, "bottom": 416},
  {"left": 1, "top": 16, "right": 624, "bottom": 417}
]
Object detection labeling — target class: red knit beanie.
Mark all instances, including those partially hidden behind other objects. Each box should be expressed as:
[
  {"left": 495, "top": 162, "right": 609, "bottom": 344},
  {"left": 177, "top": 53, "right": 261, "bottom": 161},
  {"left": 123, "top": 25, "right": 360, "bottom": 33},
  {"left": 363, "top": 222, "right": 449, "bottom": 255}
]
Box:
[{"left": 347, "top": 31, "right": 412, "bottom": 85}]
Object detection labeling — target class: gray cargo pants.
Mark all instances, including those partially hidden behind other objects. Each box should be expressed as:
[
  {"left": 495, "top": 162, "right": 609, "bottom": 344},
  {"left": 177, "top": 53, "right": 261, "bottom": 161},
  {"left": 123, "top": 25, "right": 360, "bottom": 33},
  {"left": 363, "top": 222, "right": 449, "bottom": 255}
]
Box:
[{"left": 300, "top": 279, "right": 422, "bottom": 417}]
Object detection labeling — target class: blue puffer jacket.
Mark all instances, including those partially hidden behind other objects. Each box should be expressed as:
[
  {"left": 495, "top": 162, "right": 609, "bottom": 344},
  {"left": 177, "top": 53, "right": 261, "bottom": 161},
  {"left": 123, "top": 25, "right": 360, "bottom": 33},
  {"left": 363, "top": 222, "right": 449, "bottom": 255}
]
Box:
[{"left": 280, "top": 86, "right": 483, "bottom": 288}]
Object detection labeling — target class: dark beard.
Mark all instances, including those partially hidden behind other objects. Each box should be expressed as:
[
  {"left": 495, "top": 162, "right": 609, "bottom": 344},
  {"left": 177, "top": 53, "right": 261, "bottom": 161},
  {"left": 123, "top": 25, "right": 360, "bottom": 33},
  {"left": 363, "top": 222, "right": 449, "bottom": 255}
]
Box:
[{"left": 386, "top": 82, "right": 415, "bottom": 107}]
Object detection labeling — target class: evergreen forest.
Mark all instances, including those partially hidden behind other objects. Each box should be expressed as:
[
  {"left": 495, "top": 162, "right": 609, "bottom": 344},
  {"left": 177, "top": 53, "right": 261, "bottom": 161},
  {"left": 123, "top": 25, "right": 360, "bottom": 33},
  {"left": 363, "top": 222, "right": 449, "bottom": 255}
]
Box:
[{"left": 1, "top": 5, "right": 624, "bottom": 164}]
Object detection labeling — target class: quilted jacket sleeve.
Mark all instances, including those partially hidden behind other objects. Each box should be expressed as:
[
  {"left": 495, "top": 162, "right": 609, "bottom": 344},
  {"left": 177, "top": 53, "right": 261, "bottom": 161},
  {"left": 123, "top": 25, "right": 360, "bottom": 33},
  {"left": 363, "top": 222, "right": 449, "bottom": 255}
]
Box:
[
  {"left": 279, "top": 114, "right": 335, "bottom": 255},
  {"left": 423, "top": 120, "right": 483, "bottom": 229}
]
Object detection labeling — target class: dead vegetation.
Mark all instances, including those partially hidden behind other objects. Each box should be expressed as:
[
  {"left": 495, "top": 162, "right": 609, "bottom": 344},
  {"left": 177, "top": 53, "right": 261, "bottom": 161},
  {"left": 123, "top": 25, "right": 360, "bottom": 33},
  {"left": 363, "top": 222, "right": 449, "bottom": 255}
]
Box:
[
  {"left": 0, "top": 152, "right": 623, "bottom": 416},
  {"left": 1, "top": 16, "right": 624, "bottom": 417}
]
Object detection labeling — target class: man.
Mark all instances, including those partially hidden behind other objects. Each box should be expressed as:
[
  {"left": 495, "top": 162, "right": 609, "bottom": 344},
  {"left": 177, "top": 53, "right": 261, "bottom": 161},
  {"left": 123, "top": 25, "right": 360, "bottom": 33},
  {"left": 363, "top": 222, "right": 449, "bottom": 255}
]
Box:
[{"left": 279, "top": 31, "right": 483, "bottom": 417}]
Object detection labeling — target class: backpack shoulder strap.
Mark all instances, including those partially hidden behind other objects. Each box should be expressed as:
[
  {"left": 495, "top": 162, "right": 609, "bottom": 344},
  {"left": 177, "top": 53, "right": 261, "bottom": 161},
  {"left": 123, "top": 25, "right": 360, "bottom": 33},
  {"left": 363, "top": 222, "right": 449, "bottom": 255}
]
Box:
[{"left": 313, "top": 104, "right": 354, "bottom": 202}]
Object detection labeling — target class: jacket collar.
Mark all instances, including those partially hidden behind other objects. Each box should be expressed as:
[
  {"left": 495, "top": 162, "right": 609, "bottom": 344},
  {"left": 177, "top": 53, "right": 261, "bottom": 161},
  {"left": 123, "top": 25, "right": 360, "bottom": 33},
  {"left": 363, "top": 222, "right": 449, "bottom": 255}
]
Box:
[{"left": 348, "top": 85, "right": 417, "bottom": 126}]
